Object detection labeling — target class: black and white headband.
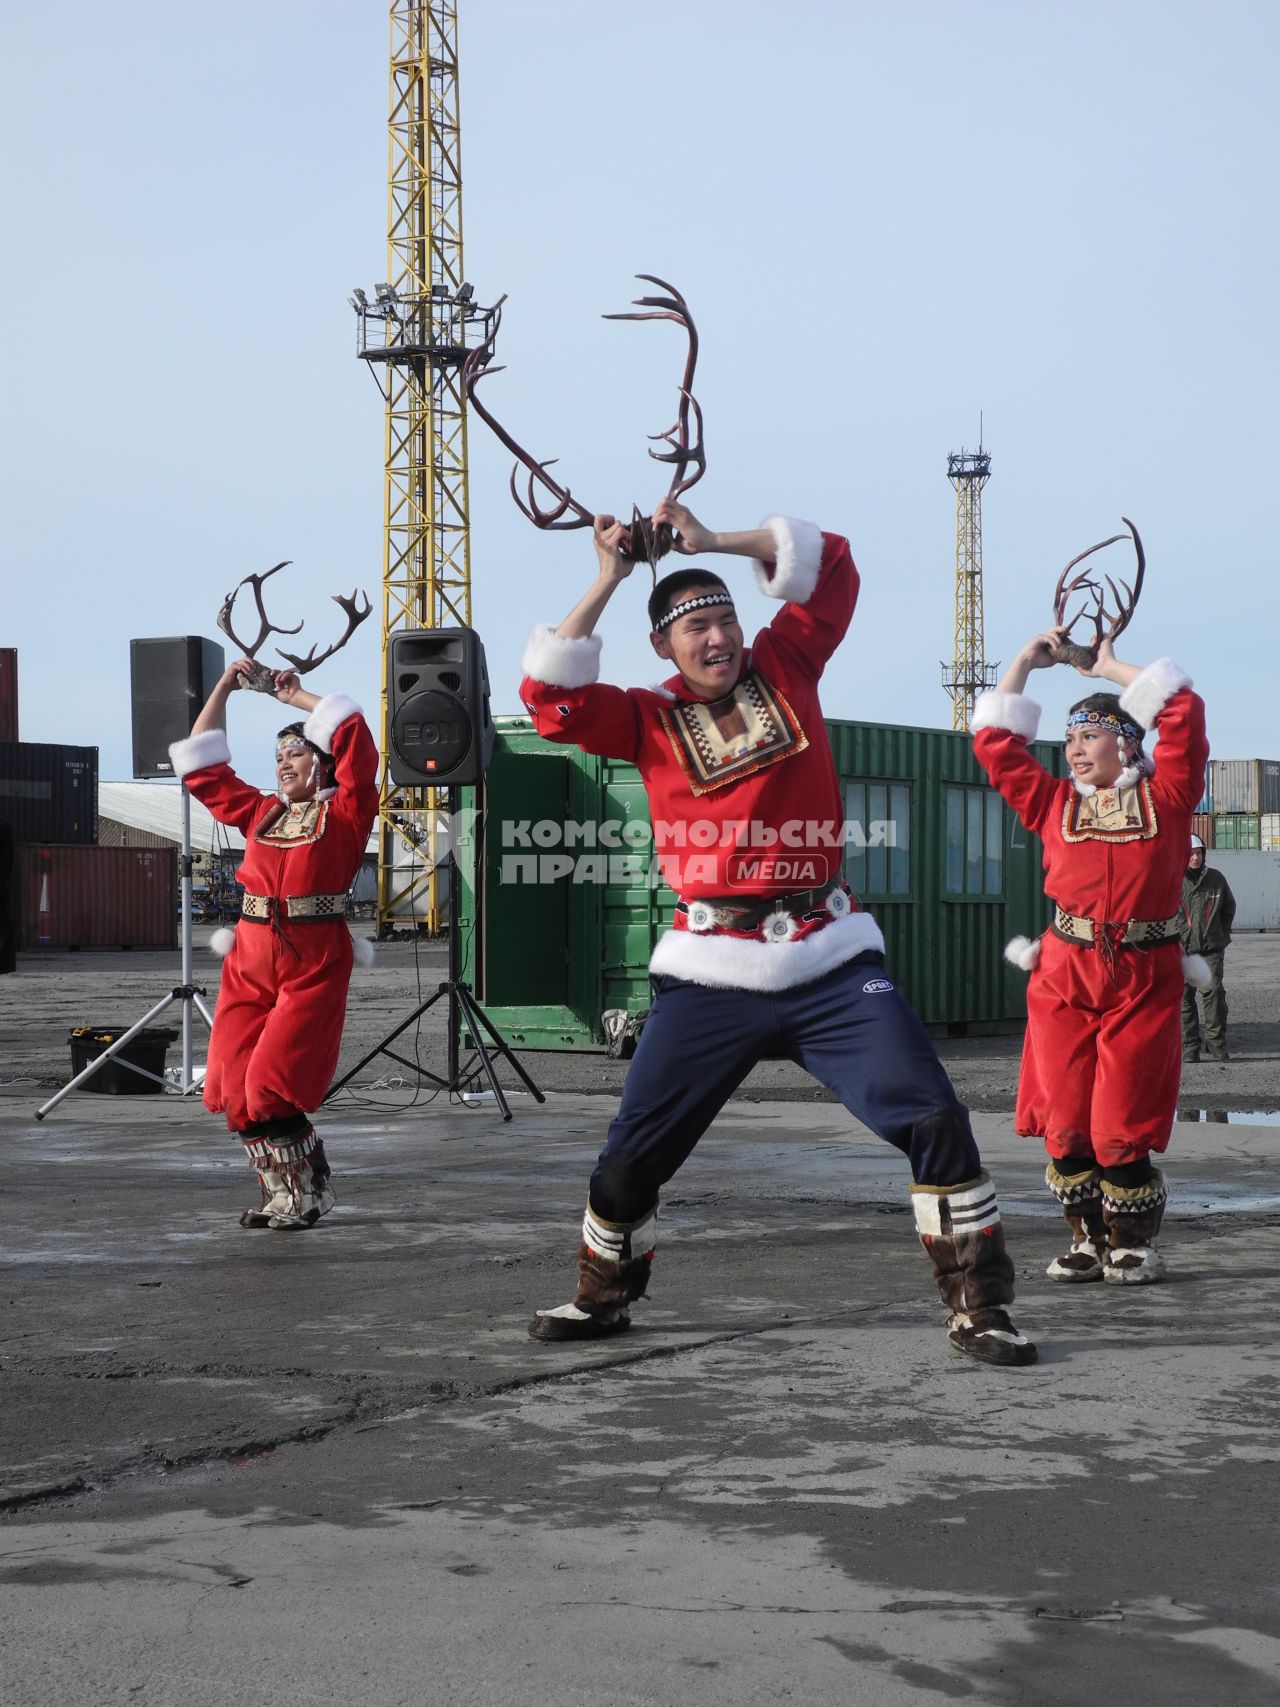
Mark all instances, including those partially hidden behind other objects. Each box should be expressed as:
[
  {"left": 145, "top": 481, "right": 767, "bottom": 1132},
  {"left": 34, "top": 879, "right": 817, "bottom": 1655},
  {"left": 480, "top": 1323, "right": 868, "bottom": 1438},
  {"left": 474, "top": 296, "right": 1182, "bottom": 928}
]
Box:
[{"left": 653, "top": 592, "right": 736, "bottom": 633}]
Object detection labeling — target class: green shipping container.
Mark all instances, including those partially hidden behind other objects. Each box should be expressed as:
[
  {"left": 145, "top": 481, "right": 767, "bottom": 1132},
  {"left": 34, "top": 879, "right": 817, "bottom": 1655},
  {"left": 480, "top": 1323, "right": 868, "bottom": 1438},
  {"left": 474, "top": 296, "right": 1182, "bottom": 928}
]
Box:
[
  {"left": 457, "top": 716, "right": 1066, "bottom": 1048},
  {"left": 1213, "top": 813, "right": 1261, "bottom": 851}
]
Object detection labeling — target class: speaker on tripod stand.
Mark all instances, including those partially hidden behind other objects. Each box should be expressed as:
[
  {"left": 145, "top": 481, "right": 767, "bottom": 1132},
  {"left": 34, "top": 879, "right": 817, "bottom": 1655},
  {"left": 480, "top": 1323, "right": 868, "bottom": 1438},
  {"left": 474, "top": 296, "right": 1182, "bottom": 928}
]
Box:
[{"left": 324, "top": 627, "right": 542, "bottom": 1121}]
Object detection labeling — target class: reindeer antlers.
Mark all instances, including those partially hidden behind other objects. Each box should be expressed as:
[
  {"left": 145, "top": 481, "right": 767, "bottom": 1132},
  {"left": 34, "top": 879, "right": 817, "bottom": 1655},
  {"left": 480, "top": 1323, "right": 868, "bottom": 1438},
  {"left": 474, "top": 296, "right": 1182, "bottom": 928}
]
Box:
[
  {"left": 218, "top": 564, "right": 372, "bottom": 691},
  {"left": 463, "top": 274, "right": 708, "bottom": 568},
  {"left": 1051, "top": 518, "right": 1146, "bottom": 666}
]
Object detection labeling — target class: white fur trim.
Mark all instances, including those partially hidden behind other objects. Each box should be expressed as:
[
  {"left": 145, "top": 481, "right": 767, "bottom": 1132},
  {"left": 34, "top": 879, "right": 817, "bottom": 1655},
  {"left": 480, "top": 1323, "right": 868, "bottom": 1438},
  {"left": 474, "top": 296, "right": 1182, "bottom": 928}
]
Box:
[
  {"left": 303, "top": 691, "right": 362, "bottom": 754},
  {"left": 351, "top": 933, "right": 376, "bottom": 968},
  {"left": 646, "top": 682, "right": 678, "bottom": 701},
  {"left": 521, "top": 624, "right": 603, "bottom": 688},
  {"left": 1004, "top": 935, "right": 1042, "bottom": 972},
  {"left": 752, "top": 516, "right": 824, "bottom": 604},
  {"left": 209, "top": 926, "right": 237, "bottom": 957},
  {"left": 971, "top": 691, "right": 1042, "bottom": 741},
  {"left": 649, "top": 908, "right": 885, "bottom": 992},
  {"left": 1119, "top": 658, "right": 1192, "bottom": 730},
  {"left": 1182, "top": 953, "right": 1212, "bottom": 990},
  {"left": 169, "top": 728, "right": 231, "bottom": 779}
]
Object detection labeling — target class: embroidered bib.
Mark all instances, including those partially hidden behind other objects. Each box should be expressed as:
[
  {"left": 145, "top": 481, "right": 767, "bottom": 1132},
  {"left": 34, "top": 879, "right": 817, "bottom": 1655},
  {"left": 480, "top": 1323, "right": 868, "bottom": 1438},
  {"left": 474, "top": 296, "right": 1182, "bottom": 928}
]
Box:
[
  {"left": 255, "top": 797, "right": 330, "bottom": 847},
  {"left": 658, "top": 670, "right": 807, "bottom": 795},
  {"left": 1062, "top": 779, "right": 1157, "bottom": 843}
]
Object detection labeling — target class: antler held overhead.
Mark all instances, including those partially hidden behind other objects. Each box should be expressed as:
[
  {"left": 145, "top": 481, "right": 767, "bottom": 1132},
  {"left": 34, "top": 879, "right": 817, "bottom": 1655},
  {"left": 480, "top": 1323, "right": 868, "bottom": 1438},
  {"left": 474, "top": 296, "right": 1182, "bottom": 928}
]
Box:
[
  {"left": 277, "top": 590, "right": 373, "bottom": 675},
  {"left": 1051, "top": 518, "right": 1146, "bottom": 667},
  {"left": 463, "top": 274, "right": 709, "bottom": 572}
]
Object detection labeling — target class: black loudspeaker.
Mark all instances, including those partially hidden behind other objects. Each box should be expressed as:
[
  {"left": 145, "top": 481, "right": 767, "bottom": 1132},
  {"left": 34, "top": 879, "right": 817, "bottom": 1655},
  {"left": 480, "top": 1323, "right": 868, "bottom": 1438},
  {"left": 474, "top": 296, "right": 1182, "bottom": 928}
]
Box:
[
  {"left": 388, "top": 627, "right": 493, "bottom": 786},
  {"left": 130, "top": 636, "right": 227, "bottom": 779}
]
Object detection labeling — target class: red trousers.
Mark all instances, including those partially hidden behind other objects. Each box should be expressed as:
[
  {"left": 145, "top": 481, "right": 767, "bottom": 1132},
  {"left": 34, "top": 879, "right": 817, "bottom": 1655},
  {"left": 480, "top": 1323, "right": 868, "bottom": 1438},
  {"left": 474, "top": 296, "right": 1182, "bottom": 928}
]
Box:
[
  {"left": 1017, "top": 934, "right": 1183, "bottom": 1167},
  {"left": 204, "top": 920, "right": 354, "bottom": 1132}
]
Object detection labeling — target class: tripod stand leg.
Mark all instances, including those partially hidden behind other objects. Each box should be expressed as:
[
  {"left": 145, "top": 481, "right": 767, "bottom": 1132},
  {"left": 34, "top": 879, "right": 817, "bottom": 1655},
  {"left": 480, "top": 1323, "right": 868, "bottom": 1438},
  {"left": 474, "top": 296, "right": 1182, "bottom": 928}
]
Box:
[
  {"left": 321, "top": 988, "right": 448, "bottom": 1102},
  {"left": 454, "top": 983, "right": 546, "bottom": 1106},
  {"left": 35, "top": 992, "right": 183, "bottom": 1120},
  {"left": 452, "top": 984, "right": 514, "bottom": 1120}
]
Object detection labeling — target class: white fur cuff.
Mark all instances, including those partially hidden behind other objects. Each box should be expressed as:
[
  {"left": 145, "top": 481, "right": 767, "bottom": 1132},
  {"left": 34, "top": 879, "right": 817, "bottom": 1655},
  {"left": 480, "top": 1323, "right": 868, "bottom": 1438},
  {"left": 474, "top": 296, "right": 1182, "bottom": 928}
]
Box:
[
  {"left": 1119, "top": 658, "right": 1192, "bottom": 731},
  {"left": 753, "top": 516, "right": 824, "bottom": 604},
  {"left": 1004, "top": 935, "right": 1042, "bottom": 973},
  {"left": 169, "top": 728, "right": 231, "bottom": 779},
  {"left": 521, "top": 624, "right": 603, "bottom": 689},
  {"left": 304, "top": 691, "right": 362, "bottom": 754},
  {"left": 1182, "top": 953, "right": 1212, "bottom": 990},
  {"left": 971, "top": 691, "right": 1042, "bottom": 741},
  {"left": 210, "top": 926, "right": 237, "bottom": 957}
]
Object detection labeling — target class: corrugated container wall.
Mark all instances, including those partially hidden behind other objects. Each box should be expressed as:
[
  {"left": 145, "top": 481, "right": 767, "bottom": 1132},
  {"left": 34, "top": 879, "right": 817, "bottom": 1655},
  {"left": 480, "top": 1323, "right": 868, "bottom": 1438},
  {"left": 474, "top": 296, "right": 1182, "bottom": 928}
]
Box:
[
  {"left": 1194, "top": 763, "right": 1212, "bottom": 815},
  {"left": 1213, "top": 814, "right": 1261, "bottom": 852},
  {"left": 1208, "top": 759, "right": 1280, "bottom": 816},
  {"left": 14, "top": 844, "right": 176, "bottom": 949},
  {"left": 459, "top": 716, "right": 1066, "bottom": 1046},
  {"left": 1261, "top": 814, "right": 1280, "bottom": 852},
  {"left": 1191, "top": 813, "right": 1215, "bottom": 849},
  {"left": 0, "top": 650, "right": 17, "bottom": 742},
  {"left": 0, "top": 742, "right": 98, "bottom": 843}
]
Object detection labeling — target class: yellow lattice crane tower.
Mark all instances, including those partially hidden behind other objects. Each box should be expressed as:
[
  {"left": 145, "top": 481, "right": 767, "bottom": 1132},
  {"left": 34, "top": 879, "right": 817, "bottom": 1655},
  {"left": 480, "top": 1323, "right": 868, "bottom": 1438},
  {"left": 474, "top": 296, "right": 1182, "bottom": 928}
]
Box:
[
  {"left": 941, "top": 437, "right": 998, "bottom": 730},
  {"left": 350, "top": 0, "right": 497, "bottom": 934}
]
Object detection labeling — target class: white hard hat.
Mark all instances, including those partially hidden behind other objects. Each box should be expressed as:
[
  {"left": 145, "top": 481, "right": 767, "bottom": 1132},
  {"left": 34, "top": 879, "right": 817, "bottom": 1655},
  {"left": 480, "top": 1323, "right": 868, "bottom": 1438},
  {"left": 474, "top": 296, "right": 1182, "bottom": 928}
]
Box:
[{"left": 1190, "top": 834, "right": 1205, "bottom": 850}]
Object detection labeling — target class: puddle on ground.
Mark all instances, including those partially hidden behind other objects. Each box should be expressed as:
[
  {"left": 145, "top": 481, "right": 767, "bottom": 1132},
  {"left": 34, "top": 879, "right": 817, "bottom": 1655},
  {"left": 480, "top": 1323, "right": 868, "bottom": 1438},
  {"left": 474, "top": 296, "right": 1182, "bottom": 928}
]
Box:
[{"left": 1177, "top": 1109, "right": 1280, "bottom": 1126}]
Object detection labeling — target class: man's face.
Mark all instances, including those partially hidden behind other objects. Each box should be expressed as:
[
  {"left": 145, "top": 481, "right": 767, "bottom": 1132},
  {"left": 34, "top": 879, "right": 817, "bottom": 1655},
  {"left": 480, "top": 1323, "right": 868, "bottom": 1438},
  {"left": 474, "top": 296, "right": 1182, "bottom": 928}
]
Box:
[
  {"left": 1188, "top": 849, "right": 1206, "bottom": 872},
  {"left": 1064, "top": 724, "right": 1130, "bottom": 789},
  {"left": 650, "top": 585, "right": 744, "bottom": 699},
  {"left": 275, "top": 737, "right": 322, "bottom": 803}
]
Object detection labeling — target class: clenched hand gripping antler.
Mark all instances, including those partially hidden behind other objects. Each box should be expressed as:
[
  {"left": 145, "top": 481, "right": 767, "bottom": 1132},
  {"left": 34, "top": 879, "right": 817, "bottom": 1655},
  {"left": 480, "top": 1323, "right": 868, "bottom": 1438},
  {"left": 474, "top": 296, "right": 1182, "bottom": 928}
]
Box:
[
  {"left": 463, "top": 274, "right": 707, "bottom": 574},
  {"left": 1051, "top": 518, "right": 1145, "bottom": 668},
  {"left": 218, "top": 562, "right": 372, "bottom": 692}
]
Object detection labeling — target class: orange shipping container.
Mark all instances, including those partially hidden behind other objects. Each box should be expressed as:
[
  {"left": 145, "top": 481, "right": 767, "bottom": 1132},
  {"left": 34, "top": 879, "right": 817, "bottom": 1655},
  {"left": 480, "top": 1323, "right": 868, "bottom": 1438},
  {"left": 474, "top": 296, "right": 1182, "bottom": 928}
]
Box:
[
  {"left": 1191, "top": 813, "right": 1215, "bottom": 849},
  {"left": 15, "top": 844, "right": 177, "bottom": 950}
]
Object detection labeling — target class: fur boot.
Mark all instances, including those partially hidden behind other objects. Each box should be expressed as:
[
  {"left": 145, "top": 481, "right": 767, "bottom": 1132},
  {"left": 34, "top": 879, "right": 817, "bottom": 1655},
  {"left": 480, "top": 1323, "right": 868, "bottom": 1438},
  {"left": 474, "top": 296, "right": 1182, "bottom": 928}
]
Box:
[
  {"left": 239, "top": 1123, "right": 330, "bottom": 1231},
  {"left": 1101, "top": 1169, "right": 1168, "bottom": 1284},
  {"left": 911, "top": 1174, "right": 1037, "bottom": 1367},
  {"left": 1044, "top": 1160, "right": 1107, "bottom": 1282},
  {"left": 529, "top": 1203, "right": 658, "bottom": 1343}
]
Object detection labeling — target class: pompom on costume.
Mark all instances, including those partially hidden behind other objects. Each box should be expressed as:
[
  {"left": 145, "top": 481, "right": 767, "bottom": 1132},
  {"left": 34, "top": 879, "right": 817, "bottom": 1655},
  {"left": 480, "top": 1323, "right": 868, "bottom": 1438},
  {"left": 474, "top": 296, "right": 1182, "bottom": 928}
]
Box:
[
  {"left": 972, "top": 660, "right": 1209, "bottom": 1283},
  {"left": 169, "top": 692, "right": 379, "bottom": 1228}
]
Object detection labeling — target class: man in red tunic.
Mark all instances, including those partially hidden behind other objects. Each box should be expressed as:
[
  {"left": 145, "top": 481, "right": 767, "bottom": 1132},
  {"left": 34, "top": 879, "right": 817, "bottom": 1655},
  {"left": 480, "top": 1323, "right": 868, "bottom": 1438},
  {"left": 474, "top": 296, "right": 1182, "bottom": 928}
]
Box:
[
  {"left": 517, "top": 498, "right": 1036, "bottom": 1366},
  {"left": 972, "top": 630, "right": 1208, "bottom": 1284},
  {"left": 170, "top": 659, "right": 379, "bottom": 1229}
]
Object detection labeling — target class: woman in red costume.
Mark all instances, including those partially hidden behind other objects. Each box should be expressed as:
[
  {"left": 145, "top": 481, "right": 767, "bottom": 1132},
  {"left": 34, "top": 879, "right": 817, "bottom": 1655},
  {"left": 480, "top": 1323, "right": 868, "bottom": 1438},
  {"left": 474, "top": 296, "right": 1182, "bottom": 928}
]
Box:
[
  {"left": 972, "top": 631, "right": 1208, "bottom": 1285},
  {"left": 170, "top": 659, "right": 379, "bottom": 1229}
]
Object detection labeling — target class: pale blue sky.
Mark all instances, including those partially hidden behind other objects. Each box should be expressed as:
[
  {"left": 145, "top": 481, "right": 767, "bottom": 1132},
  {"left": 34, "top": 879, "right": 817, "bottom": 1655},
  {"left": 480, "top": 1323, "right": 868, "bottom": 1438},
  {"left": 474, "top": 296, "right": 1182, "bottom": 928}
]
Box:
[{"left": 2, "top": 0, "right": 1276, "bottom": 781}]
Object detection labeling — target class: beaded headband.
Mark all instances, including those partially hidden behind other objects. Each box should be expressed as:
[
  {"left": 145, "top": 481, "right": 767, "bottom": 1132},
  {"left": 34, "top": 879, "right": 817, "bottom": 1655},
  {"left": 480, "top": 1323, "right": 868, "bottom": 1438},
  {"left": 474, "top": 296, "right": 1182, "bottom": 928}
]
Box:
[
  {"left": 1065, "top": 708, "right": 1142, "bottom": 742},
  {"left": 653, "top": 591, "right": 736, "bottom": 633}
]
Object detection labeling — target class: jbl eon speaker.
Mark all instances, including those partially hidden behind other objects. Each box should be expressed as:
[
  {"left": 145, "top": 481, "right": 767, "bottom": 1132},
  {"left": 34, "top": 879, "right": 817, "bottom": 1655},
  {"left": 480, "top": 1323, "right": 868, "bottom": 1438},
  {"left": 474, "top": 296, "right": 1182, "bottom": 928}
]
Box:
[
  {"left": 388, "top": 627, "right": 493, "bottom": 787},
  {"left": 130, "top": 636, "right": 226, "bottom": 779}
]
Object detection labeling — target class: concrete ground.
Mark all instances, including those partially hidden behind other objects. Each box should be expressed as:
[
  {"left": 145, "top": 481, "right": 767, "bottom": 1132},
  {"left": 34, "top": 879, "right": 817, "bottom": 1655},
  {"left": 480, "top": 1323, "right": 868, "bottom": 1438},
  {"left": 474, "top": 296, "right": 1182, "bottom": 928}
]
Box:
[{"left": 2, "top": 935, "right": 1279, "bottom": 1704}]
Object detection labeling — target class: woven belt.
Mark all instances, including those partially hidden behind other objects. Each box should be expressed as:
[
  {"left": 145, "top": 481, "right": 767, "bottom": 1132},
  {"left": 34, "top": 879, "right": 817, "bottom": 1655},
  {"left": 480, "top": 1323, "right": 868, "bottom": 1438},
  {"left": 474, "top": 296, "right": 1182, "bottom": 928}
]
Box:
[
  {"left": 1052, "top": 906, "right": 1179, "bottom": 949},
  {"left": 679, "top": 882, "right": 851, "bottom": 936},
  {"left": 241, "top": 891, "right": 347, "bottom": 923}
]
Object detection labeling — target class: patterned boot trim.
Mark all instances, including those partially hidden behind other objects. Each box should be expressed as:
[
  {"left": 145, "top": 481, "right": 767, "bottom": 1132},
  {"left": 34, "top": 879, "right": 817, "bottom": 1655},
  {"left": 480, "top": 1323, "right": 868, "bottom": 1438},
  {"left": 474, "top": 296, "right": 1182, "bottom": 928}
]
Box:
[
  {"left": 240, "top": 1127, "right": 325, "bottom": 1231},
  {"left": 1100, "top": 1170, "right": 1169, "bottom": 1285},
  {"left": 911, "top": 1177, "right": 1036, "bottom": 1367},
  {"left": 528, "top": 1202, "right": 658, "bottom": 1345},
  {"left": 1044, "top": 1163, "right": 1106, "bottom": 1282}
]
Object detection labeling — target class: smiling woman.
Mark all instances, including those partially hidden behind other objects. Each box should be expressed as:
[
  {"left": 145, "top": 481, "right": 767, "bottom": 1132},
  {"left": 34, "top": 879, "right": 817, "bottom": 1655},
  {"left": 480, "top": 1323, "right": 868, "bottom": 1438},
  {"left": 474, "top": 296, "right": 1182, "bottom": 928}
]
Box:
[
  {"left": 973, "top": 628, "right": 1209, "bottom": 1291},
  {"left": 166, "top": 658, "right": 378, "bottom": 1234}
]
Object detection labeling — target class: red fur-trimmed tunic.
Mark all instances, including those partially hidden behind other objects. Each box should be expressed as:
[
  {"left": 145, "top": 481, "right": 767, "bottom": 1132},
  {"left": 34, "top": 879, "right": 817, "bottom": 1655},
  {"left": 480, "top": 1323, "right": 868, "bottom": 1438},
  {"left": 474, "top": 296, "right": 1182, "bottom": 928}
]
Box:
[
  {"left": 972, "top": 662, "right": 1209, "bottom": 1165},
  {"left": 170, "top": 693, "right": 379, "bottom": 1131},
  {"left": 517, "top": 516, "right": 886, "bottom": 993}
]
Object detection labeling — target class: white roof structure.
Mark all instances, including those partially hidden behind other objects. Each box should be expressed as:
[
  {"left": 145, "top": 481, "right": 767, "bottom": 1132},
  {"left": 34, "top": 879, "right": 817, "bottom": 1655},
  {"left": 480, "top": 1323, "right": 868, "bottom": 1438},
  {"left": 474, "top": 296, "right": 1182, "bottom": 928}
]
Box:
[{"left": 99, "top": 781, "right": 379, "bottom": 855}]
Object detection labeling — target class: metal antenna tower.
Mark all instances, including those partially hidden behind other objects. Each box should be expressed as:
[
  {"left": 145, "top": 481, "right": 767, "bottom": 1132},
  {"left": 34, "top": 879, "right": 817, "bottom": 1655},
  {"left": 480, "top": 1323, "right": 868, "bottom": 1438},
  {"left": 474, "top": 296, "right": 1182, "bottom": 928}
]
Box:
[
  {"left": 941, "top": 426, "right": 997, "bottom": 729},
  {"left": 350, "top": 0, "right": 498, "bottom": 934}
]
